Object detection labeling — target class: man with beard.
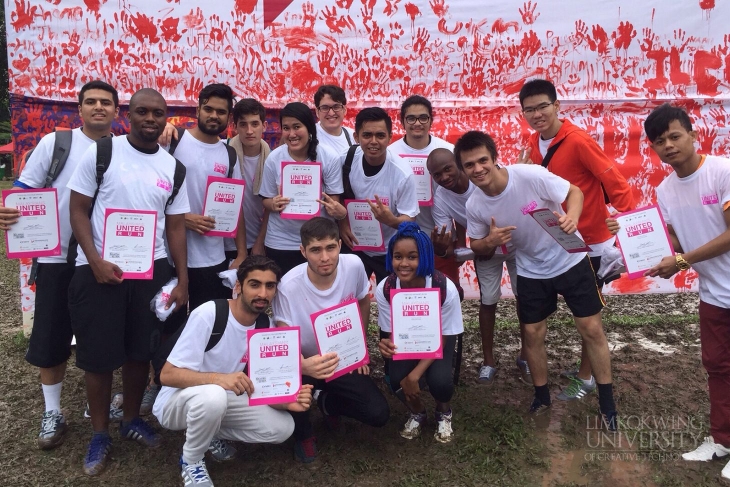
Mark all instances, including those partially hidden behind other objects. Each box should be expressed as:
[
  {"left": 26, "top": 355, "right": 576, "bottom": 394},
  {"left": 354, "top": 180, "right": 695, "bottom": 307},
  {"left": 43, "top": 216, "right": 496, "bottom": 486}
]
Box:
[
  {"left": 273, "top": 217, "right": 389, "bottom": 463},
  {"left": 155, "top": 256, "right": 313, "bottom": 487},
  {"left": 67, "top": 88, "right": 190, "bottom": 475}
]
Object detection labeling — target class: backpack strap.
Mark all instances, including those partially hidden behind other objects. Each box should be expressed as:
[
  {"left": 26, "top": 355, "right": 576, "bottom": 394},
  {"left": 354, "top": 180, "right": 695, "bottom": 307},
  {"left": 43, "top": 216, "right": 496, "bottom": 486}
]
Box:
[
  {"left": 92, "top": 136, "right": 114, "bottom": 210},
  {"left": 540, "top": 139, "right": 564, "bottom": 169},
  {"left": 167, "top": 159, "right": 186, "bottom": 207},
  {"left": 43, "top": 129, "right": 73, "bottom": 188},
  {"left": 382, "top": 272, "right": 398, "bottom": 305},
  {"left": 224, "top": 141, "right": 237, "bottom": 178},
  {"left": 205, "top": 299, "right": 230, "bottom": 352},
  {"left": 343, "top": 128, "right": 354, "bottom": 147},
  {"left": 341, "top": 144, "right": 360, "bottom": 201},
  {"left": 254, "top": 312, "right": 271, "bottom": 329},
  {"left": 168, "top": 127, "right": 186, "bottom": 156},
  {"left": 384, "top": 271, "right": 448, "bottom": 306}
]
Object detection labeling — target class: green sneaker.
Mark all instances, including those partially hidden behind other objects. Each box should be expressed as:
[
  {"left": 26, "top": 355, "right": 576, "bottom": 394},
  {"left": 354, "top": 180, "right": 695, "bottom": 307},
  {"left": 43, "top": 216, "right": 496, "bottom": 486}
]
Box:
[{"left": 557, "top": 376, "right": 596, "bottom": 401}]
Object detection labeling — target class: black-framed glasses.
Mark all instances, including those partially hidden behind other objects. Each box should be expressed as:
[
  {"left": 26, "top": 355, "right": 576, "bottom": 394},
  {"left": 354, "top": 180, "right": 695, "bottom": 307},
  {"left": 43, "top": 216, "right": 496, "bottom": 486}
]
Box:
[
  {"left": 522, "top": 102, "right": 555, "bottom": 116},
  {"left": 317, "top": 104, "right": 344, "bottom": 114},
  {"left": 405, "top": 114, "right": 431, "bottom": 125}
]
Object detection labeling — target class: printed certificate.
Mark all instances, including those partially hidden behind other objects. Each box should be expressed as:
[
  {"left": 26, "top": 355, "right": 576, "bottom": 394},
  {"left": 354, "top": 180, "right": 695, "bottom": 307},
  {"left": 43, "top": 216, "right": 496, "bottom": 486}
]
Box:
[
  {"left": 2, "top": 188, "right": 61, "bottom": 259},
  {"left": 311, "top": 299, "right": 369, "bottom": 382},
  {"left": 530, "top": 208, "right": 592, "bottom": 253},
  {"left": 390, "top": 288, "right": 443, "bottom": 360},
  {"left": 280, "top": 162, "right": 322, "bottom": 220},
  {"left": 615, "top": 205, "right": 675, "bottom": 279},
  {"left": 345, "top": 199, "right": 384, "bottom": 251},
  {"left": 101, "top": 209, "right": 157, "bottom": 279},
  {"left": 399, "top": 154, "right": 433, "bottom": 206},
  {"left": 201, "top": 176, "right": 245, "bottom": 237},
  {"left": 247, "top": 327, "right": 302, "bottom": 406}
]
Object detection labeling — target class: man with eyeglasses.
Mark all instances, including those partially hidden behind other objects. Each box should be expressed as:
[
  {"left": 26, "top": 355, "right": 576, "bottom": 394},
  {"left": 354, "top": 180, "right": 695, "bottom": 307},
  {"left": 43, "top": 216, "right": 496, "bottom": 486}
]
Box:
[
  {"left": 314, "top": 85, "right": 356, "bottom": 154},
  {"left": 519, "top": 79, "right": 634, "bottom": 403}
]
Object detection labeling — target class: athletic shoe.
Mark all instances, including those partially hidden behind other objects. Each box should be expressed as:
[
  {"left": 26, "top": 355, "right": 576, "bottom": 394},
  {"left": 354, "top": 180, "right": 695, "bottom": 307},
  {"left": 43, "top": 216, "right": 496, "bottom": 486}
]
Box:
[
  {"left": 528, "top": 396, "right": 551, "bottom": 416},
  {"left": 119, "top": 417, "right": 162, "bottom": 448},
  {"left": 681, "top": 437, "right": 730, "bottom": 461},
  {"left": 557, "top": 376, "right": 596, "bottom": 401},
  {"left": 83, "top": 434, "right": 112, "bottom": 476},
  {"left": 515, "top": 357, "right": 533, "bottom": 385},
  {"left": 84, "top": 392, "right": 123, "bottom": 421},
  {"left": 434, "top": 410, "right": 453, "bottom": 443},
  {"left": 560, "top": 359, "right": 581, "bottom": 379},
  {"left": 38, "top": 409, "right": 67, "bottom": 450},
  {"left": 181, "top": 456, "right": 214, "bottom": 486},
  {"left": 478, "top": 364, "right": 497, "bottom": 385},
  {"left": 600, "top": 409, "right": 618, "bottom": 432},
  {"left": 207, "top": 438, "right": 236, "bottom": 462},
  {"left": 399, "top": 412, "right": 426, "bottom": 440},
  {"left": 294, "top": 436, "right": 317, "bottom": 463},
  {"left": 721, "top": 458, "right": 730, "bottom": 484},
  {"left": 139, "top": 384, "right": 161, "bottom": 416}
]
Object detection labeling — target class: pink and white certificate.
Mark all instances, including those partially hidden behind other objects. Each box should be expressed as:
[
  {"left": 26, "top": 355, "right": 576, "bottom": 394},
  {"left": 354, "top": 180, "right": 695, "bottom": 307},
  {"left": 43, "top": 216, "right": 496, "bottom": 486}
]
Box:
[
  {"left": 345, "top": 199, "right": 384, "bottom": 251},
  {"left": 615, "top": 205, "right": 675, "bottom": 279},
  {"left": 201, "top": 176, "right": 245, "bottom": 237},
  {"left": 530, "top": 208, "right": 592, "bottom": 253},
  {"left": 280, "top": 162, "right": 322, "bottom": 220},
  {"left": 247, "top": 327, "right": 301, "bottom": 406},
  {"left": 101, "top": 209, "right": 157, "bottom": 279},
  {"left": 2, "top": 188, "right": 61, "bottom": 259},
  {"left": 390, "top": 288, "right": 443, "bottom": 360},
  {"left": 311, "top": 299, "right": 369, "bottom": 382},
  {"left": 400, "top": 154, "right": 433, "bottom": 206}
]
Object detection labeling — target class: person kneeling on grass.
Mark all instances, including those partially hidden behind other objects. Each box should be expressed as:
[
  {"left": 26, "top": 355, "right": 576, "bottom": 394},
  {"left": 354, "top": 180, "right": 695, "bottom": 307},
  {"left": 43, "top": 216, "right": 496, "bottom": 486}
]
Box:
[
  {"left": 375, "top": 222, "right": 464, "bottom": 443},
  {"left": 153, "top": 256, "right": 313, "bottom": 487}
]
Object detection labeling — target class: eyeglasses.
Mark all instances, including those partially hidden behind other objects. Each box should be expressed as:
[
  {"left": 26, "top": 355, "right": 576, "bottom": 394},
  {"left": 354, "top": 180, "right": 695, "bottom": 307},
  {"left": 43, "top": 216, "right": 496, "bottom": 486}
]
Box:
[
  {"left": 405, "top": 114, "right": 431, "bottom": 125},
  {"left": 522, "top": 102, "right": 555, "bottom": 116},
  {"left": 317, "top": 104, "right": 344, "bottom": 114}
]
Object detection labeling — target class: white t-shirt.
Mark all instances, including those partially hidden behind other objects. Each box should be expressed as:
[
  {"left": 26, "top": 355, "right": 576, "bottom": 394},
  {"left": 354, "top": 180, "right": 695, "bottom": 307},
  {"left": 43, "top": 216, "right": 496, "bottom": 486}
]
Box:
[
  {"left": 339, "top": 148, "right": 420, "bottom": 256},
  {"left": 432, "top": 181, "right": 477, "bottom": 232},
  {"left": 259, "top": 144, "right": 344, "bottom": 250},
  {"left": 67, "top": 135, "right": 190, "bottom": 266},
  {"left": 173, "top": 131, "right": 232, "bottom": 268},
  {"left": 18, "top": 128, "right": 95, "bottom": 263},
  {"left": 272, "top": 254, "right": 369, "bottom": 358},
  {"left": 389, "top": 136, "right": 454, "bottom": 233},
  {"left": 152, "top": 300, "right": 274, "bottom": 419},
  {"left": 375, "top": 274, "right": 464, "bottom": 336},
  {"left": 466, "top": 164, "right": 585, "bottom": 279},
  {"left": 316, "top": 122, "right": 355, "bottom": 155},
  {"left": 226, "top": 153, "right": 267, "bottom": 252},
  {"left": 657, "top": 155, "right": 730, "bottom": 308}
]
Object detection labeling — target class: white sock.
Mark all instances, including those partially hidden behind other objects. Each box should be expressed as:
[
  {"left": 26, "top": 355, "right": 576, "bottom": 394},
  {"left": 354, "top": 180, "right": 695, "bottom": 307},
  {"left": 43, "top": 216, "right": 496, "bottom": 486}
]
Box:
[
  {"left": 583, "top": 376, "right": 596, "bottom": 386},
  {"left": 42, "top": 382, "right": 62, "bottom": 412}
]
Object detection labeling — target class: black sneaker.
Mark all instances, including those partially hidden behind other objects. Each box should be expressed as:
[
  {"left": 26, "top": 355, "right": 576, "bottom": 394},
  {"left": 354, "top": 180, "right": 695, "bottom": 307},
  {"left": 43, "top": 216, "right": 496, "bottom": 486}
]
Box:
[
  {"left": 601, "top": 409, "right": 618, "bottom": 432},
  {"left": 528, "top": 396, "right": 551, "bottom": 416}
]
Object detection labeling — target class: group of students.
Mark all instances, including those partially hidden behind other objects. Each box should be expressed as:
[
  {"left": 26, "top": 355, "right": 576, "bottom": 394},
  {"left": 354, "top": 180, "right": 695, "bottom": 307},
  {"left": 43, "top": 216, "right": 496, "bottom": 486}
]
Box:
[{"left": 1, "top": 77, "right": 729, "bottom": 486}]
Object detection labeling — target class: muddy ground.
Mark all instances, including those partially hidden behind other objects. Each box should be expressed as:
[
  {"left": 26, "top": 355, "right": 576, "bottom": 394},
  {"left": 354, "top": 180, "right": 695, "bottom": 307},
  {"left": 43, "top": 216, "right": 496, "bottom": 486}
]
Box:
[{"left": 0, "top": 225, "right": 726, "bottom": 485}]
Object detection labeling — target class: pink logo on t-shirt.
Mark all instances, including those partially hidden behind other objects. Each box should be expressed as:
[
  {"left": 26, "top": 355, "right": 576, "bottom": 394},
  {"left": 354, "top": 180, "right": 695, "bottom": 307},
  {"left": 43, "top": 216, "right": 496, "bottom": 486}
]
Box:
[
  {"left": 157, "top": 178, "right": 172, "bottom": 192},
  {"left": 240, "top": 351, "right": 248, "bottom": 364},
  {"left": 213, "top": 163, "right": 227, "bottom": 175},
  {"left": 520, "top": 201, "right": 538, "bottom": 215},
  {"left": 340, "top": 293, "right": 356, "bottom": 303},
  {"left": 702, "top": 194, "right": 719, "bottom": 205}
]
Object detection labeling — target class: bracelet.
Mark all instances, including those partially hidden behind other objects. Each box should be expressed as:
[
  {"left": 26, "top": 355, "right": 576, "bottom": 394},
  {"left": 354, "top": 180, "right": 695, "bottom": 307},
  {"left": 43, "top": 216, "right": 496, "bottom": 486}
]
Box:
[
  {"left": 435, "top": 249, "right": 448, "bottom": 258},
  {"left": 335, "top": 212, "right": 347, "bottom": 221}
]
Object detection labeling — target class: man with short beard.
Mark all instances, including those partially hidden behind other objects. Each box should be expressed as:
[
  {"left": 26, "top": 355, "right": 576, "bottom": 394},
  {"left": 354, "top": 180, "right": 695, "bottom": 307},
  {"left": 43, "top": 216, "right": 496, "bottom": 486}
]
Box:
[{"left": 67, "top": 88, "right": 190, "bottom": 475}]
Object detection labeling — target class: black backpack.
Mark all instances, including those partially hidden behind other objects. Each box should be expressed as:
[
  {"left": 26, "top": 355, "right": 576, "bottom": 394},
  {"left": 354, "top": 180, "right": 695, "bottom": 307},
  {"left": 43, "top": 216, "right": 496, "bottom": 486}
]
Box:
[
  {"left": 152, "top": 299, "right": 271, "bottom": 386},
  {"left": 341, "top": 144, "right": 360, "bottom": 202},
  {"left": 168, "top": 127, "right": 237, "bottom": 178}
]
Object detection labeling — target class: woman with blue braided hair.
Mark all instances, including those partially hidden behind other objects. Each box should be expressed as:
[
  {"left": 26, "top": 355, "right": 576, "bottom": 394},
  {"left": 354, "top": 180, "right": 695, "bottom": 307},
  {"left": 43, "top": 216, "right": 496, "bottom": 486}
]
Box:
[{"left": 375, "top": 222, "right": 464, "bottom": 443}]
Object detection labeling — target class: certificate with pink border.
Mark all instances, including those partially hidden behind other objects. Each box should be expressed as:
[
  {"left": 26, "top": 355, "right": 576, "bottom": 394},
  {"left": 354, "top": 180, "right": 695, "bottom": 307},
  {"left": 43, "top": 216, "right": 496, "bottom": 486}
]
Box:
[
  {"left": 529, "top": 208, "right": 592, "bottom": 253},
  {"left": 2, "top": 188, "right": 61, "bottom": 259},
  {"left": 399, "top": 154, "right": 433, "bottom": 206},
  {"left": 280, "top": 162, "right": 322, "bottom": 220},
  {"left": 390, "top": 288, "right": 443, "bottom": 360},
  {"left": 615, "top": 204, "right": 675, "bottom": 279},
  {"left": 101, "top": 208, "right": 157, "bottom": 280},
  {"left": 345, "top": 199, "right": 385, "bottom": 251},
  {"left": 247, "top": 327, "right": 301, "bottom": 406},
  {"left": 311, "top": 299, "right": 369, "bottom": 382},
  {"left": 201, "top": 176, "right": 245, "bottom": 238}
]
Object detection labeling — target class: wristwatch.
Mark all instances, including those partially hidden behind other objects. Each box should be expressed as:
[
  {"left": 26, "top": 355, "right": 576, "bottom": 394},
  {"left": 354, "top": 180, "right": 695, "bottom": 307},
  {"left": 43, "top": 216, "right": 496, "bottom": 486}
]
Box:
[{"left": 675, "top": 254, "right": 691, "bottom": 271}]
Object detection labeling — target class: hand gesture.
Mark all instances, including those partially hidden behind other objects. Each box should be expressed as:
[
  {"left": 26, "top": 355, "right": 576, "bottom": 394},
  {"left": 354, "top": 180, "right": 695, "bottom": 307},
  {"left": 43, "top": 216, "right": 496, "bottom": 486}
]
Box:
[
  {"left": 644, "top": 256, "right": 680, "bottom": 279},
  {"left": 301, "top": 352, "right": 339, "bottom": 379},
  {"left": 317, "top": 193, "right": 346, "bottom": 220},
  {"left": 286, "top": 384, "right": 314, "bottom": 413},
  {"left": 229, "top": 253, "right": 246, "bottom": 271},
  {"left": 516, "top": 146, "right": 533, "bottom": 164},
  {"left": 185, "top": 213, "right": 216, "bottom": 235},
  {"left": 554, "top": 211, "right": 577, "bottom": 234},
  {"left": 90, "top": 259, "right": 124, "bottom": 285},
  {"left": 367, "top": 194, "right": 396, "bottom": 226},
  {"left": 431, "top": 225, "right": 452, "bottom": 256},
  {"left": 485, "top": 217, "right": 516, "bottom": 247},
  {"left": 214, "top": 371, "right": 254, "bottom": 396},
  {"left": 378, "top": 338, "right": 396, "bottom": 359}
]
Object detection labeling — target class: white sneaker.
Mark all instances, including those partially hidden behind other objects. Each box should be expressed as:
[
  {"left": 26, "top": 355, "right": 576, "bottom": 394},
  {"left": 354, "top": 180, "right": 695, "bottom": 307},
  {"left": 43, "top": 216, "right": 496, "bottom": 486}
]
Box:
[
  {"left": 181, "top": 457, "right": 214, "bottom": 486},
  {"left": 434, "top": 410, "right": 453, "bottom": 443},
  {"left": 399, "top": 412, "right": 426, "bottom": 440},
  {"left": 682, "top": 436, "right": 730, "bottom": 461}
]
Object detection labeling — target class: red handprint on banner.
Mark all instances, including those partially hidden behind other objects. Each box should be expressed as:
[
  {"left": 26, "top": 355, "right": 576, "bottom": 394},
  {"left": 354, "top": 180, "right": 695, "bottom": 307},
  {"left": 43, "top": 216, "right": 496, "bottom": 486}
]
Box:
[
  {"left": 519, "top": 1, "right": 540, "bottom": 25},
  {"left": 587, "top": 24, "right": 609, "bottom": 55},
  {"left": 321, "top": 6, "right": 355, "bottom": 34},
  {"left": 612, "top": 21, "right": 636, "bottom": 51},
  {"left": 384, "top": 0, "right": 401, "bottom": 17}
]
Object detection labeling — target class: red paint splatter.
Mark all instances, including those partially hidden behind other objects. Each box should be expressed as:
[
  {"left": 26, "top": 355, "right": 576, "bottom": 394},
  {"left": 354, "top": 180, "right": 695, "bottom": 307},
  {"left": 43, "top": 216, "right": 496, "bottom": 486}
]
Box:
[
  {"left": 83, "top": 0, "right": 107, "bottom": 16},
  {"left": 10, "top": 0, "right": 40, "bottom": 31},
  {"left": 127, "top": 13, "right": 160, "bottom": 43},
  {"left": 699, "top": 0, "right": 715, "bottom": 10},
  {"left": 235, "top": 0, "right": 258, "bottom": 15},
  {"left": 672, "top": 270, "right": 698, "bottom": 291},
  {"left": 264, "top": 0, "right": 294, "bottom": 28},
  {"left": 491, "top": 18, "right": 519, "bottom": 34},
  {"left": 694, "top": 50, "right": 723, "bottom": 96},
  {"left": 160, "top": 17, "right": 183, "bottom": 43},
  {"left": 611, "top": 276, "right": 653, "bottom": 294},
  {"left": 404, "top": 2, "right": 421, "bottom": 28}
]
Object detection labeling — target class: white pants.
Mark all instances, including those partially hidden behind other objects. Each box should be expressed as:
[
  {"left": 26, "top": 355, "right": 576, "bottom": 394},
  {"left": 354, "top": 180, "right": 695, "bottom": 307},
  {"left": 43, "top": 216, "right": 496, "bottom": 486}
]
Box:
[{"left": 159, "top": 384, "right": 294, "bottom": 463}]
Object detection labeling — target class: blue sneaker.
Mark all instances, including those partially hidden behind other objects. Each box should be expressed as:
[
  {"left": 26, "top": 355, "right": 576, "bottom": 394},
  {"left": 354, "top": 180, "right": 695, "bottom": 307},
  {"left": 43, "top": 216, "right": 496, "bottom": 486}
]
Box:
[
  {"left": 119, "top": 417, "right": 161, "bottom": 448},
  {"left": 180, "top": 456, "right": 214, "bottom": 486},
  {"left": 83, "top": 434, "right": 112, "bottom": 476}
]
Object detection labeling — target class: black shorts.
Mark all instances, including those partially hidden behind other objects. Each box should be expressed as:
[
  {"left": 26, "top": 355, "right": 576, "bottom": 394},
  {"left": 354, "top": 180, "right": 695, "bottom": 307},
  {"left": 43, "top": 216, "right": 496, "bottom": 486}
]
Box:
[
  {"left": 25, "top": 262, "right": 75, "bottom": 368},
  {"left": 265, "top": 246, "right": 306, "bottom": 276},
  {"left": 164, "top": 260, "right": 232, "bottom": 335},
  {"left": 516, "top": 257, "right": 605, "bottom": 324},
  {"left": 68, "top": 259, "right": 173, "bottom": 373}
]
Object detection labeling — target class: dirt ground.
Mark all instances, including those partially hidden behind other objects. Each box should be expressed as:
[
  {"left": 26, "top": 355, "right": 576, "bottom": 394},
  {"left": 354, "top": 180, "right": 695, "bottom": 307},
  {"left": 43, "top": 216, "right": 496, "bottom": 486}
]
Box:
[{"left": 0, "top": 229, "right": 727, "bottom": 486}]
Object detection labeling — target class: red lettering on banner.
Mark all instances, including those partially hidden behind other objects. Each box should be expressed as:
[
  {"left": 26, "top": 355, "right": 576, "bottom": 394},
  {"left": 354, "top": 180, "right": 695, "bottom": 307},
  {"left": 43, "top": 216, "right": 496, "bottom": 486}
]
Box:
[{"left": 694, "top": 50, "right": 723, "bottom": 96}]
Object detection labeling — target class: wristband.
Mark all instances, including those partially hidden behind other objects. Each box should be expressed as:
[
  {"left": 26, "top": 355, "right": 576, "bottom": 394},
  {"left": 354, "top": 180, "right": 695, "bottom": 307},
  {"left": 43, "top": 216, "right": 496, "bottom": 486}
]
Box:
[{"left": 435, "top": 249, "right": 448, "bottom": 258}]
